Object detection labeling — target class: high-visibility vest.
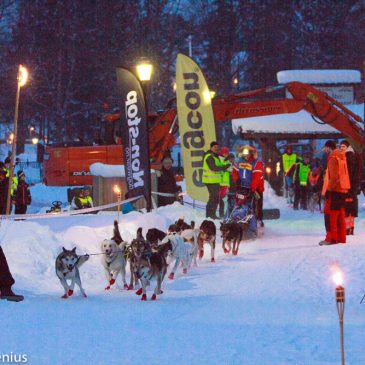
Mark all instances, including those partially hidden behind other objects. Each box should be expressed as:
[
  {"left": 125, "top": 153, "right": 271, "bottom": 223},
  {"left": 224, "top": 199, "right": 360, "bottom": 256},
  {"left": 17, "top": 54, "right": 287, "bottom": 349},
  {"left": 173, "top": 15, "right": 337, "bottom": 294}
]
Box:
[
  {"left": 294, "top": 163, "right": 310, "bottom": 186},
  {"left": 282, "top": 153, "right": 297, "bottom": 173},
  {"left": 220, "top": 160, "right": 231, "bottom": 187},
  {"left": 202, "top": 152, "right": 222, "bottom": 184},
  {"left": 308, "top": 171, "right": 320, "bottom": 186},
  {"left": 78, "top": 196, "right": 93, "bottom": 207},
  {"left": 11, "top": 176, "right": 18, "bottom": 196},
  {"left": 4, "top": 167, "right": 9, "bottom": 177}
]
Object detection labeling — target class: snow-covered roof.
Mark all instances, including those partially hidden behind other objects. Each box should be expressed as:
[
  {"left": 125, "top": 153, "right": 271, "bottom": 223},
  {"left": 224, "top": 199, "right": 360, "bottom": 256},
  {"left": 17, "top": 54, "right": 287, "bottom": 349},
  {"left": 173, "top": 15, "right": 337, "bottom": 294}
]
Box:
[
  {"left": 277, "top": 70, "right": 361, "bottom": 84},
  {"left": 232, "top": 103, "right": 364, "bottom": 135},
  {"left": 90, "top": 163, "right": 125, "bottom": 177}
]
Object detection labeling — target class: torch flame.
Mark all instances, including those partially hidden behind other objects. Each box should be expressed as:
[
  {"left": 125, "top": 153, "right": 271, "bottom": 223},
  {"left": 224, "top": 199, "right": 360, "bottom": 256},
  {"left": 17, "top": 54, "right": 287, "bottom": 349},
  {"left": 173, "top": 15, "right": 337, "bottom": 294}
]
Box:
[
  {"left": 113, "top": 185, "right": 121, "bottom": 195},
  {"left": 333, "top": 271, "right": 344, "bottom": 286}
]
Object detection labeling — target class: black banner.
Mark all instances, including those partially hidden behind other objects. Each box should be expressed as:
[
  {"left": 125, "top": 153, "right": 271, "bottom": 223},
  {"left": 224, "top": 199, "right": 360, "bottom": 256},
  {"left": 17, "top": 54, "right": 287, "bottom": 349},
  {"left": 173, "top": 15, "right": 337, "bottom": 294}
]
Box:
[{"left": 116, "top": 67, "right": 151, "bottom": 209}]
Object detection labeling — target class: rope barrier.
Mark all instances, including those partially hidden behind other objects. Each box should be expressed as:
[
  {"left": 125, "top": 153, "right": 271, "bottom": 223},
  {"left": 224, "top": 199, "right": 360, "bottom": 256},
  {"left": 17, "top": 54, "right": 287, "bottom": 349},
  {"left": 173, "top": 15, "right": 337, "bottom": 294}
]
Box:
[{"left": 0, "top": 195, "right": 144, "bottom": 221}]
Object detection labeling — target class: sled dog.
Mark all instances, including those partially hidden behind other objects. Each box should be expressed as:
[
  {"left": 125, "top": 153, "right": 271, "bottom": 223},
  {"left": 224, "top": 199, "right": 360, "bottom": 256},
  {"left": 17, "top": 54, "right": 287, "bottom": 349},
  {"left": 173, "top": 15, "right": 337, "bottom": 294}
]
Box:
[
  {"left": 101, "top": 220, "right": 128, "bottom": 290},
  {"left": 55, "top": 247, "right": 89, "bottom": 299}
]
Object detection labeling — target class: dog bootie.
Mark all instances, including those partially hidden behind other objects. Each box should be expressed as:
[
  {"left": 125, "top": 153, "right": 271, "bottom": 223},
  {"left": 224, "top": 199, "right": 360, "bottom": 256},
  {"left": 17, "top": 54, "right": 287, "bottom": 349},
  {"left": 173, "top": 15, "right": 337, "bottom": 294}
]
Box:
[
  {"left": 0, "top": 287, "right": 24, "bottom": 302},
  {"left": 123, "top": 284, "right": 129, "bottom": 290},
  {"left": 141, "top": 294, "right": 147, "bottom": 301},
  {"left": 211, "top": 257, "right": 215, "bottom": 262},
  {"left": 135, "top": 288, "right": 143, "bottom": 296},
  {"left": 151, "top": 294, "right": 157, "bottom": 301},
  {"left": 68, "top": 290, "right": 73, "bottom": 297},
  {"left": 199, "top": 250, "right": 204, "bottom": 259},
  {"left": 168, "top": 272, "right": 174, "bottom": 280},
  {"left": 183, "top": 268, "right": 187, "bottom": 274}
]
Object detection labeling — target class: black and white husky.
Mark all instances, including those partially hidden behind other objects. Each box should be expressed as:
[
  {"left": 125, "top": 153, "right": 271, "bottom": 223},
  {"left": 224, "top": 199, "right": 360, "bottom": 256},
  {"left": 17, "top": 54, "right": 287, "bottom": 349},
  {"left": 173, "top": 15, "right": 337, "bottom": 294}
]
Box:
[{"left": 55, "top": 247, "right": 89, "bottom": 299}]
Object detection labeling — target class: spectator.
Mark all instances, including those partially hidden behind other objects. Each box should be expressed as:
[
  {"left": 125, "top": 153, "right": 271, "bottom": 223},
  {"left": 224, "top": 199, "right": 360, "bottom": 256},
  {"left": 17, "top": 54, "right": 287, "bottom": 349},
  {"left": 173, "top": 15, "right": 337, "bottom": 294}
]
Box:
[
  {"left": 202, "top": 142, "right": 231, "bottom": 219},
  {"left": 74, "top": 188, "right": 93, "bottom": 210},
  {"left": 281, "top": 145, "right": 299, "bottom": 203},
  {"left": 290, "top": 154, "right": 311, "bottom": 210},
  {"left": 339, "top": 140, "right": 361, "bottom": 235},
  {"left": 319, "top": 140, "right": 350, "bottom": 245},
  {"left": 13, "top": 170, "right": 31, "bottom": 214},
  {"left": 122, "top": 192, "right": 136, "bottom": 214},
  {"left": 157, "top": 157, "right": 179, "bottom": 207},
  {"left": 226, "top": 154, "right": 239, "bottom": 218},
  {"left": 0, "top": 170, "right": 9, "bottom": 215},
  {"left": 218, "top": 147, "right": 233, "bottom": 218},
  {"left": 0, "top": 246, "right": 24, "bottom": 301}
]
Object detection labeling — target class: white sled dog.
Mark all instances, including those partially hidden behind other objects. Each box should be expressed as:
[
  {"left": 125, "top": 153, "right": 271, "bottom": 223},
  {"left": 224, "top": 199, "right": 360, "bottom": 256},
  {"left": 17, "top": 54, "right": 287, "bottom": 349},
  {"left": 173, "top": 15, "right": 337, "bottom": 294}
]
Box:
[
  {"left": 101, "top": 220, "right": 128, "bottom": 290},
  {"left": 55, "top": 247, "right": 89, "bottom": 299}
]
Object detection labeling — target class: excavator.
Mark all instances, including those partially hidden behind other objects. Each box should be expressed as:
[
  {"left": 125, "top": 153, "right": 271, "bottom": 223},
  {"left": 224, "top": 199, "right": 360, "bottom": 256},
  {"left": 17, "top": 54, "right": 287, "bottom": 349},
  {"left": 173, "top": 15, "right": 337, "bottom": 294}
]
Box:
[{"left": 43, "top": 81, "right": 364, "bottom": 186}]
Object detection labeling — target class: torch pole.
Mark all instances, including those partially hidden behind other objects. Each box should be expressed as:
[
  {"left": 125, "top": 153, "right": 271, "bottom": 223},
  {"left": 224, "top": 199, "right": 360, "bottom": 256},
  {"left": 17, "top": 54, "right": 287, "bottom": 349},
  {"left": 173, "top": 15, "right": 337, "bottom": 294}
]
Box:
[
  {"left": 6, "top": 78, "right": 21, "bottom": 215},
  {"left": 336, "top": 285, "right": 345, "bottom": 365},
  {"left": 117, "top": 193, "right": 121, "bottom": 223}
]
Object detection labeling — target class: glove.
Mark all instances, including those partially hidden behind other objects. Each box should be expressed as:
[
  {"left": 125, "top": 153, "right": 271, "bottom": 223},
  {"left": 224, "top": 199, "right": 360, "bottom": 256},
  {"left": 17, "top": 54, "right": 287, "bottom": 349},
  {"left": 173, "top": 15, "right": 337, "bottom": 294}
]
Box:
[{"left": 155, "top": 170, "right": 162, "bottom": 177}]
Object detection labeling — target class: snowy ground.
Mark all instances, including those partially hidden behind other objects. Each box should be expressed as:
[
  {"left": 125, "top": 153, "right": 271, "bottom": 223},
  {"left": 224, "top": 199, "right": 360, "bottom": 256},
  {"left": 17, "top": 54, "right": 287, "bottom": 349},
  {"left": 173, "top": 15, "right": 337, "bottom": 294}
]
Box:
[{"left": 0, "top": 184, "right": 365, "bottom": 365}]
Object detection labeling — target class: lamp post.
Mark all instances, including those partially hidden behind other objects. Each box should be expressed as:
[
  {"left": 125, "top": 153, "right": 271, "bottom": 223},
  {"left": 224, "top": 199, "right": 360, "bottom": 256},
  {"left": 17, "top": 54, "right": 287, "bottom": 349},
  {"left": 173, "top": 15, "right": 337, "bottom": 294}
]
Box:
[
  {"left": 113, "top": 185, "right": 121, "bottom": 223},
  {"left": 6, "top": 65, "right": 28, "bottom": 215},
  {"left": 333, "top": 270, "right": 345, "bottom": 365},
  {"left": 136, "top": 59, "right": 153, "bottom": 212}
]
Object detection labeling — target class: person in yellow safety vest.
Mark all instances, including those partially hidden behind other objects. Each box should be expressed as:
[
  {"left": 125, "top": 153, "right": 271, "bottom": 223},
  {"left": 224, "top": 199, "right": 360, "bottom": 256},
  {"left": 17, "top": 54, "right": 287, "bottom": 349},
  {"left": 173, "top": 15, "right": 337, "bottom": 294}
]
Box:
[
  {"left": 202, "top": 141, "right": 231, "bottom": 219},
  {"left": 218, "top": 147, "right": 234, "bottom": 219},
  {"left": 74, "top": 188, "right": 93, "bottom": 209},
  {"left": 291, "top": 154, "right": 311, "bottom": 210},
  {"left": 281, "top": 146, "right": 299, "bottom": 204}
]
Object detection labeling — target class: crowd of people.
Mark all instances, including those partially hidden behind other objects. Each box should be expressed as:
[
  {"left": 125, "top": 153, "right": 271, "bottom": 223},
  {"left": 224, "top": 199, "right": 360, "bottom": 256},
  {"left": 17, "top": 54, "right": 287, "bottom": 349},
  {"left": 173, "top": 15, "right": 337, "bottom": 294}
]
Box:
[
  {"left": 201, "top": 141, "right": 265, "bottom": 238},
  {"left": 281, "top": 140, "right": 363, "bottom": 245},
  {"left": 0, "top": 157, "right": 31, "bottom": 215}
]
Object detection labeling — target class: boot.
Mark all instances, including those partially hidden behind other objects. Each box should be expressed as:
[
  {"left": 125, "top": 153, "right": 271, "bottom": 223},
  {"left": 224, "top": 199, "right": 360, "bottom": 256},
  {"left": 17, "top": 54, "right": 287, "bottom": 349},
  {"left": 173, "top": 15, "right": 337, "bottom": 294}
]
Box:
[{"left": 0, "top": 286, "right": 24, "bottom": 302}]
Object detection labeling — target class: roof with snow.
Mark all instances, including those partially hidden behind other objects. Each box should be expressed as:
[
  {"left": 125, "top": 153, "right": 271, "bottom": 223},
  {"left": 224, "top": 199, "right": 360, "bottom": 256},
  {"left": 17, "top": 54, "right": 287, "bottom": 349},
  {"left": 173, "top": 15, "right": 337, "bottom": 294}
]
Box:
[
  {"left": 277, "top": 70, "right": 361, "bottom": 84},
  {"left": 232, "top": 103, "right": 364, "bottom": 135}
]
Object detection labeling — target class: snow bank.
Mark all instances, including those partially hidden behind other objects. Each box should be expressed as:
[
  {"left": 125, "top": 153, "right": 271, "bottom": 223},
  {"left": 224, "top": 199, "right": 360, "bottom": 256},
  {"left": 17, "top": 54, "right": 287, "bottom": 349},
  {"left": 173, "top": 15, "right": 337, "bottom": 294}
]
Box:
[{"left": 90, "top": 162, "right": 125, "bottom": 177}]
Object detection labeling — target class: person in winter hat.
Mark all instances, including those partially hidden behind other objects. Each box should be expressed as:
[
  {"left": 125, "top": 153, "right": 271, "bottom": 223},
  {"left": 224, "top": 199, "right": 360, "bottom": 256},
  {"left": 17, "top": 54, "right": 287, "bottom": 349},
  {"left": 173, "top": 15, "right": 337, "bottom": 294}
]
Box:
[
  {"left": 339, "top": 140, "right": 362, "bottom": 235},
  {"left": 218, "top": 147, "right": 233, "bottom": 218},
  {"left": 13, "top": 170, "right": 31, "bottom": 215},
  {"left": 202, "top": 142, "right": 231, "bottom": 219},
  {"left": 157, "top": 157, "right": 180, "bottom": 207},
  {"left": 319, "top": 140, "right": 349, "bottom": 245}
]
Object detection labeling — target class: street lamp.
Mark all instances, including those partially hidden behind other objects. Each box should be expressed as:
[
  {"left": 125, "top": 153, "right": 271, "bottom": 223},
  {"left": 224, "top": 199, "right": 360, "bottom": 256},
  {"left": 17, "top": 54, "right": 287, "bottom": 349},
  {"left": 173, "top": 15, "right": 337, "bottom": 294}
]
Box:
[
  {"left": 136, "top": 58, "right": 153, "bottom": 212},
  {"left": 113, "top": 185, "right": 121, "bottom": 223},
  {"left": 333, "top": 269, "right": 345, "bottom": 365},
  {"left": 6, "top": 65, "right": 28, "bottom": 215}
]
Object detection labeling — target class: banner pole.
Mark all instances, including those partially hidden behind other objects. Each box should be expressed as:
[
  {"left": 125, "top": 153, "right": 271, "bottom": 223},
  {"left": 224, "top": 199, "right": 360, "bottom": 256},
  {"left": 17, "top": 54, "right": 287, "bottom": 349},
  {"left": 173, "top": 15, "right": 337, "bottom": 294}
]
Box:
[{"left": 141, "top": 80, "right": 152, "bottom": 212}]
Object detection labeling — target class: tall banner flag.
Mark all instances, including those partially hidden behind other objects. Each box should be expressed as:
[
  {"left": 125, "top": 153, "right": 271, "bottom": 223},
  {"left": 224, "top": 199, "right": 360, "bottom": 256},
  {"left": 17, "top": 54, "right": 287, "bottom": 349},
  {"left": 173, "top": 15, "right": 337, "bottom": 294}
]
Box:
[
  {"left": 175, "top": 53, "right": 217, "bottom": 202},
  {"left": 116, "top": 67, "right": 151, "bottom": 209}
]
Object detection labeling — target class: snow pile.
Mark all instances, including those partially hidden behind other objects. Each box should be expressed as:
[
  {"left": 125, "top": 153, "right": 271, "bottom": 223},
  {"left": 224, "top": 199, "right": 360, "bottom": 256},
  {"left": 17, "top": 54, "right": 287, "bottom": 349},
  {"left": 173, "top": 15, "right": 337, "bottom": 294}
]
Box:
[
  {"left": 0, "top": 183, "right": 364, "bottom": 365},
  {"left": 90, "top": 162, "right": 125, "bottom": 177}
]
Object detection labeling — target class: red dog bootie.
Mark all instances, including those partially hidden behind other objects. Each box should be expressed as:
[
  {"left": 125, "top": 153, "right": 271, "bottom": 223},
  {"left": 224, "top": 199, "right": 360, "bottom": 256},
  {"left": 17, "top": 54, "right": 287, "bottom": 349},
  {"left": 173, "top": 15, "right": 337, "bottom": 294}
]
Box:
[
  {"left": 123, "top": 284, "right": 129, "bottom": 290},
  {"left": 211, "top": 257, "right": 215, "bottom": 263},
  {"left": 141, "top": 294, "right": 147, "bottom": 301},
  {"left": 127, "top": 284, "right": 133, "bottom": 290},
  {"left": 68, "top": 290, "right": 74, "bottom": 297},
  {"left": 183, "top": 268, "right": 187, "bottom": 274},
  {"left": 151, "top": 294, "right": 157, "bottom": 301},
  {"left": 199, "top": 250, "right": 204, "bottom": 259},
  {"left": 109, "top": 279, "right": 115, "bottom": 286},
  {"left": 61, "top": 294, "right": 68, "bottom": 299},
  {"left": 135, "top": 288, "right": 143, "bottom": 296},
  {"left": 168, "top": 272, "right": 174, "bottom": 280}
]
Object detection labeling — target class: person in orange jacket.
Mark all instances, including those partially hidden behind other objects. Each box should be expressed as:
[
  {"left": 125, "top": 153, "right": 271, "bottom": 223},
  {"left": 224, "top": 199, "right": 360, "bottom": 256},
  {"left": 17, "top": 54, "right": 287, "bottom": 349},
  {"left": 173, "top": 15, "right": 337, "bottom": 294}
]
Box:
[{"left": 319, "top": 140, "right": 350, "bottom": 245}]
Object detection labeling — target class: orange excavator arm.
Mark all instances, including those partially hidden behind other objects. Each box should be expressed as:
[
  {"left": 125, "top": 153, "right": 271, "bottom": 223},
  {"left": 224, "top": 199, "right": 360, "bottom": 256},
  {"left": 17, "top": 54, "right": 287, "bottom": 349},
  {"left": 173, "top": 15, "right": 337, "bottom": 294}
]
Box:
[{"left": 105, "top": 81, "right": 364, "bottom": 163}]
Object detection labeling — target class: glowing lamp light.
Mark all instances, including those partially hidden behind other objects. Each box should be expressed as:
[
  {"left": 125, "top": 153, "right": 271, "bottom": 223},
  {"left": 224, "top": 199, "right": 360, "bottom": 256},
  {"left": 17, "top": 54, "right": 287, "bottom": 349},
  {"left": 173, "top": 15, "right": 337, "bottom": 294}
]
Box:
[
  {"left": 265, "top": 166, "right": 272, "bottom": 174},
  {"left": 32, "top": 137, "right": 39, "bottom": 145},
  {"left": 9, "top": 133, "right": 14, "bottom": 141},
  {"left": 209, "top": 90, "right": 216, "bottom": 99},
  {"left": 18, "top": 65, "right": 28, "bottom": 87},
  {"left": 113, "top": 185, "right": 121, "bottom": 195},
  {"left": 136, "top": 62, "right": 152, "bottom": 82},
  {"left": 333, "top": 271, "right": 344, "bottom": 287},
  {"left": 233, "top": 77, "right": 238, "bottom": 85},
  {"left": 242, "top": 148, "right": 249, "bottom": 155},
  {"left": 29, "top": 126, "right": 35, "bottom": 132},
  {"left": 173, "top": 82, "right": 177, "bottom": 92}
]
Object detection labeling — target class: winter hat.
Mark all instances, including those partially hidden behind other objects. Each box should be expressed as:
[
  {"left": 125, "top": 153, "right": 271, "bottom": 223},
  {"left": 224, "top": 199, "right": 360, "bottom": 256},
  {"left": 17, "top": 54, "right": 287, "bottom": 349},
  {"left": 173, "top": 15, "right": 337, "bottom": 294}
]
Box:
[
  {"left": 324, "top": 140, "right": 336, "bottom": 150},
  {"left": 162, "top": 157, "right": 173, "bottom": 164},
  {"left": 4, "top": 157, "right": 10, "bottom": 164},
  {"left": 17, "top": 170, "right": 25, "bottom": 178},
  {"left": 220, "top": 147, "right": 230, "bottom": 156},
  {"left": 340, "top": 140, "right": 350, "bottom": 147},
  {"left": 210, "top": 141, "right": 219, "bottom": 148}
]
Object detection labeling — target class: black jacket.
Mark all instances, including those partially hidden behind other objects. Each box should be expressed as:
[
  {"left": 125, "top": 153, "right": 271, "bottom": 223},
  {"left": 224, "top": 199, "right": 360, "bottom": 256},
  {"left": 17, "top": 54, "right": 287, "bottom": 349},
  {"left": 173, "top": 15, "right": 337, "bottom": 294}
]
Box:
[
  {"left": 14, "top": 180, "right": 31, "bottom": 207},
  {"left": 157, "top": 167, "right": 179, "bottom": 207}
]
